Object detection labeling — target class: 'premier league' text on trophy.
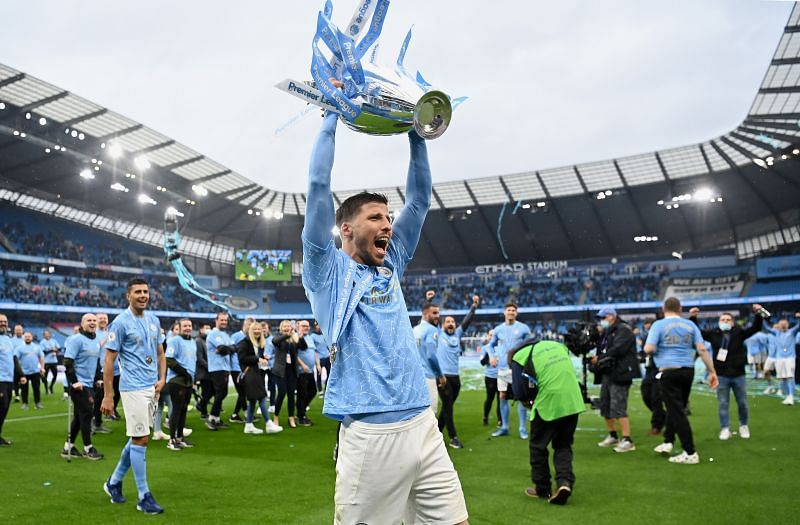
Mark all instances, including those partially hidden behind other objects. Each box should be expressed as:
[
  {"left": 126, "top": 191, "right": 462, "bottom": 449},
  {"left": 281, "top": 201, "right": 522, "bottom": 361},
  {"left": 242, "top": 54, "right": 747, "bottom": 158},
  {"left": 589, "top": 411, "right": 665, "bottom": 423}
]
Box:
[{"left": 276, "top": 0, "right": 466, "bottom": 140}]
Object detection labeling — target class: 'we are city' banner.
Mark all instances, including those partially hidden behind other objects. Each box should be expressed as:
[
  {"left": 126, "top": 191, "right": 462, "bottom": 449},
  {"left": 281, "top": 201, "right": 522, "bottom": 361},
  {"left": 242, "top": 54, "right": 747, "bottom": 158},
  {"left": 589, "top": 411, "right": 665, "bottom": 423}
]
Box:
[
  {"left": 664, "top": 274, "right": 745, "bottom": 300},
  {"left": 756, "top": 255, "right": 800, "bottom": 279}
]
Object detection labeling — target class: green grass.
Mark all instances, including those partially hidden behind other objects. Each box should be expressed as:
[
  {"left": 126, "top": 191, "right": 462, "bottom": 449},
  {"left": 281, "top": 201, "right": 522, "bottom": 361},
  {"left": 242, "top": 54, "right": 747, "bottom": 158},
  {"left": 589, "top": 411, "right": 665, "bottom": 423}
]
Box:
[{"left": 2, "top": 383, "right": 798, "bottom": 524}]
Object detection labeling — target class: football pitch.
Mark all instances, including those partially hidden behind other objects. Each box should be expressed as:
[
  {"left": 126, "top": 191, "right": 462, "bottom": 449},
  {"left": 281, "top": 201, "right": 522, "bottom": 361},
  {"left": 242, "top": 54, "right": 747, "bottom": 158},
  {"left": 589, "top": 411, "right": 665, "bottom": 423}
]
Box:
[{"left": 2, "top": 384, "right": 798, "bottom": 524}]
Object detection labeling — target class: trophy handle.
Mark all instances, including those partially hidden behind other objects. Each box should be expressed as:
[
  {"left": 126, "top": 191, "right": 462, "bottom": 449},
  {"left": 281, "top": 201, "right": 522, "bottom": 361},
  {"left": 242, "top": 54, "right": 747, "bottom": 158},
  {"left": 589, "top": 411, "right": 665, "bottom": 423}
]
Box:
[{"left": 413, "top": 90, "right": 452, "bottom": 140}]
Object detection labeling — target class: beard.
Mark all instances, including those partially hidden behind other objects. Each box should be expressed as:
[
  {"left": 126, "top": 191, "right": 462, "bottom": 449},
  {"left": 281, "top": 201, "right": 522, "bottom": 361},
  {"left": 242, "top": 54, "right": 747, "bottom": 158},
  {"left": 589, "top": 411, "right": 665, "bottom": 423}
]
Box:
[{"left": 354, "top": 234, "right": 384, "bottom": 267}]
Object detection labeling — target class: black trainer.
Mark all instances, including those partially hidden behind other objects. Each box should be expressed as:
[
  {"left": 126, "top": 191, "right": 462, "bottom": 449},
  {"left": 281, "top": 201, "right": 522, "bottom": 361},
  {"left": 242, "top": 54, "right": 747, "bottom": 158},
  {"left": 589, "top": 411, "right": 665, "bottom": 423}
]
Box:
[
  {"left": 229, "top": 413, "right": 245, "bottom": 424},
  {"left": 525, "top": 487, "right": 551, "bottom": 500},
  {"left": 299, "top": 417, "right": 313, "bottom": 427},
  {"left": 548, "top": 485, "right": 572, "bottom": 505},
  {"left": 84, "top": 447, "right": 104, "bottom": 460},
  {"left": 0, "top": 437, "right": 12, "bottom": 446},
  {"left": 449, "top": 437, "right": 464, "bottom": 449},
  {"left": 60, "top": 445, "right": 83, "bottom": 459}
]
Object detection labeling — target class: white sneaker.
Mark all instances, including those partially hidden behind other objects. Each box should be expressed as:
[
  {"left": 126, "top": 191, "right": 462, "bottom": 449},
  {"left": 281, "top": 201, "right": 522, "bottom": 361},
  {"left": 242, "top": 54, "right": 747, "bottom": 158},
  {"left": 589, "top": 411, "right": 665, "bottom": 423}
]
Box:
[
  {"left": 719, "top": 428, "right": 731, "bottom": 440},
  {"left": 654, "top": 442, "right": 674, "bottom": 455},
  {"left": 597, "top": 435, "right": 618, "bottom": 447},
  {"left": 152, "top": 430, "right": 169, "bottom": 441},
  {"left": 782, "top": 395, "right": 794, "bottom": 405},
  {"left": 763, "top": 386, "right": 775, "bottom": 395},
  {"left": 739, "top": 425, "right": 750, "bottom": 439},
  {"left": 244, "top": 423, "right": 264, "bottom": 435},
  {"left": 265, "top": 420, "right": 283, "bottom": 434},
  {"left": 668, "top": 451, "right": 700, "bottom": 464},
  {"left": 613, "top": 439, "right": 636, "bottom": 453},
  {"left": 183, "top": 428, "right": 193, "bottom": 437}
]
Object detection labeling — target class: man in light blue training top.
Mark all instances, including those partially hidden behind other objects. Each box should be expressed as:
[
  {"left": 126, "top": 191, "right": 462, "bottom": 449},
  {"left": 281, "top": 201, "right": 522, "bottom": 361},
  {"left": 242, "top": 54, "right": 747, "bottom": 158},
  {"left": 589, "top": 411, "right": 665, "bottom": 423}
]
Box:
[
  {"left": 489, "top": 303, "right": 532, "bottom": 439},
  {"left": 0, "top": 313, "right": 26, "bottom": 445},
  {"left": 165, "top": 319, "right": 196, "bottom": 451},
  {"left": 101, "top": 277, "right": 166, "bottom": 515},
  {"left": 205, "top": 312, "right": 235, "bottom": 430},
  {"left": 15, "top": 332, "right": 44, "bottom": 410},
  {"left": 229, "top": 317, "right": 253, "bottom": 424},
  {"left": 762, "top": 314, "right": 800, "bottom": 405},
  {"left": 62, "top": 313, "right": 104, "bottom": 460},
  {"left": 436, "top": 295, "right": 479, "bottom": 449},
  {"left": 311, "top": 322, "right": 330, "bottom": 393},
  {"left": 41, "top": 330, "right": 60, "bottom": 395},
  {"left": 301, "top": 110, "right": 468, "bottom": 525},
  {"left": 414, "top": 302, "right": 446, "bottom": 409},
  {"left": 644, "top": 297, "right": 718, "bottom": 465}
]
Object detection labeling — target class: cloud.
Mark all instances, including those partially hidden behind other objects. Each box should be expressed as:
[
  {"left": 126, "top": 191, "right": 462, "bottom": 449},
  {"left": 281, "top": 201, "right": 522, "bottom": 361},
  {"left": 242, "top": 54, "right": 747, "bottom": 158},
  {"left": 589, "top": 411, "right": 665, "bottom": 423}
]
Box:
[{"left": 0, "top": 0, "right": 791, "bottom": 193}]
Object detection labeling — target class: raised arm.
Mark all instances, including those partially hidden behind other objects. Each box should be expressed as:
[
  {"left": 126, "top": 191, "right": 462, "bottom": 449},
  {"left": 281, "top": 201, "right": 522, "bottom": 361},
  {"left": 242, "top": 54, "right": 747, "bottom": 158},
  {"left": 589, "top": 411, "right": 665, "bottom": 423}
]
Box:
[
  {"left": 303, "top": 111, "right": 339, "bottom": 247},
  {"left": 459, "top": 296, "right": 480, "bottom": 333},
  {"left": 392, "top": 131, "right": 432, "bottom": 255}
]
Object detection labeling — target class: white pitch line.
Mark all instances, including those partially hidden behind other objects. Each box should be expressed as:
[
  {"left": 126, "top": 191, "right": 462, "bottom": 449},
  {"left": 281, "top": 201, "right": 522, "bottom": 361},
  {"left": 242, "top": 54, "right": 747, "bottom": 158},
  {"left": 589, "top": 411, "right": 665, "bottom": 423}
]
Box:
[{"left": 5, "top": 412, "right": 69, "bottom": 423}]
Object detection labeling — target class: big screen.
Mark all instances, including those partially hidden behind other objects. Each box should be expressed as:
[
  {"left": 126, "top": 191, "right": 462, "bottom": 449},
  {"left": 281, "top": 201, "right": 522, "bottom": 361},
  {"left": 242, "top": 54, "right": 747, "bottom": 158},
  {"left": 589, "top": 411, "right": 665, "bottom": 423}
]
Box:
[{"left": 235, "top": 249, "right": 292, "bottom": 281}]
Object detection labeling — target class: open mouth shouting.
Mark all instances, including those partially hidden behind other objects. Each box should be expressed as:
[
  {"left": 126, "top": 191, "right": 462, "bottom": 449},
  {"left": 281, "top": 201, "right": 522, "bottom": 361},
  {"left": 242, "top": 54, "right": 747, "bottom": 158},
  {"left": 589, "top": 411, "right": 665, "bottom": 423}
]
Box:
[{"left": 374, "top": 235, "right": 391, "bottom": 258}]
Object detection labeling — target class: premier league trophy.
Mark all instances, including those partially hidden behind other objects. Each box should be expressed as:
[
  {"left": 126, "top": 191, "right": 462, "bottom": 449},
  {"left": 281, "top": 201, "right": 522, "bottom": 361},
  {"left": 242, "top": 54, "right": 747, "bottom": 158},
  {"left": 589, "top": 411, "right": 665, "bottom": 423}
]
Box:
[{"left": 276, "top": 0, "right": 465, "bottom": 139}]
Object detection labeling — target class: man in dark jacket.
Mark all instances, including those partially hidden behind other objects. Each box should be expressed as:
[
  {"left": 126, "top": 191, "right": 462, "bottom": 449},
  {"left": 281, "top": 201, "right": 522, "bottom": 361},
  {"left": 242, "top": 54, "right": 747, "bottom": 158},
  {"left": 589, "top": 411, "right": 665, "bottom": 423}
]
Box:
[
  {"left": 592, "top": 307, "right": 640, "bottom": 453},
  {"left": 689, "top": 304, "right": 764, "bottom": 440},
  {"left": 194, "top": 324, "right": 211, "bottom": 420}
]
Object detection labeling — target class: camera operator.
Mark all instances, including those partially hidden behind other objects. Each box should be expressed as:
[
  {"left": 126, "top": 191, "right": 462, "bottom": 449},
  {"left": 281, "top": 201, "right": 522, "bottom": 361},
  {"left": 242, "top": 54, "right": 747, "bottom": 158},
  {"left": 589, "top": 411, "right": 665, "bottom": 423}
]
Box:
[
  {"left": 510, "top": 337, "right": 584, "bottom": 506},
  {"left": 592, "top": 307, "right": 640, "bottom": 453},
  {"left": 688, "top": 304, "right": 764, "bottom": 440}
]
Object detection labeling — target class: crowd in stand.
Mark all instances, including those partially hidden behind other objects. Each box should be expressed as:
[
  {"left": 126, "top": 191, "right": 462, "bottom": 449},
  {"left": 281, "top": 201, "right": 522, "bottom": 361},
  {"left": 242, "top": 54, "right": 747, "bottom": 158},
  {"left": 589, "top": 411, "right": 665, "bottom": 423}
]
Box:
[
  {"left": 0, "top": 274, "right": 215, "bottom": 313},
  {"left": 1, "top": 219, "right": 169, "bottom": 269}
]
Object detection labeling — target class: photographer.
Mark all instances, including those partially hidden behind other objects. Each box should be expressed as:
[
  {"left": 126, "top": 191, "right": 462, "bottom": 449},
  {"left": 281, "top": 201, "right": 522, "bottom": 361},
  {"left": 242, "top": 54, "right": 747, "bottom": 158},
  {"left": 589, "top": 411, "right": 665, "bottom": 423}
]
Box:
[
  {"left": 511, "top": 337, "right": 584, "bottom": 506},
  {"left": 592, "top": 307, "right": 640, "bottom": 453}
]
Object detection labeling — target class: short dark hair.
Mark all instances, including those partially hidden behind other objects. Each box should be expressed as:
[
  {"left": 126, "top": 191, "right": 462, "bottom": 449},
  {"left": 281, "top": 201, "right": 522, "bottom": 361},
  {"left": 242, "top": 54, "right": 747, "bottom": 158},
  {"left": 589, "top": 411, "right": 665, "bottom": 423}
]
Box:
[
  {"left": 643, "top": 317, "right": 655, "bottom": 327},
  {"left": 504, "top": 302, "right": 518, "bottom": 310},
  {"left": 663, "top": 297, "right": 682, "bottom": 314},
  {"left": 335, "top": 192, "right": 388, "bottom": 228},
  {"left": 126, "top": 277, "right": 148, "bottom": 291},
  {"left": 720, "top": 312, "right": 734, "bottom": 319},
  {"left": 422, "top": 302, "right": 439, "bottom": 314},
  {"left": 216, "top": 311, "right": 228, "bottom": 320}
]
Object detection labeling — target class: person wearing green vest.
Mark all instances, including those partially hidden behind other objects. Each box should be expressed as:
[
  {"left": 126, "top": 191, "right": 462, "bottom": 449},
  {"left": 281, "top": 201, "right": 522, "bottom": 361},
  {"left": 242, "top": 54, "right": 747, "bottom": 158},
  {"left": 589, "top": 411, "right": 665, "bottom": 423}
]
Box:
[{"left": 512, "top": 338, "right": 585, "bottom": 506}]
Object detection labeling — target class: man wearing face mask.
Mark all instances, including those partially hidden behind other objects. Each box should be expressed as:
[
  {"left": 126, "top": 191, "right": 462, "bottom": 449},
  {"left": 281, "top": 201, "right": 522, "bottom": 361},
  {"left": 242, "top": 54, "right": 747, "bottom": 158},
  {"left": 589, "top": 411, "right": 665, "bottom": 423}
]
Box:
[
  {"left": 592, "top": 307, "right": 640, "bottom": 453},
  {"left": 690, "top": 305, "right": 764, "bottom": 437}
]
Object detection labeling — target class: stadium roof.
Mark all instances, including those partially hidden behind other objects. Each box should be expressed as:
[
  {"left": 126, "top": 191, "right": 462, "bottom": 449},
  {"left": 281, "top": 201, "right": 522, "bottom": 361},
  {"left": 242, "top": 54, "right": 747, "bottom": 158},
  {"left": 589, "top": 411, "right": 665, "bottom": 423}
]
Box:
[{"left": 2, "top": 5, "right": 800, "bottom": 267}]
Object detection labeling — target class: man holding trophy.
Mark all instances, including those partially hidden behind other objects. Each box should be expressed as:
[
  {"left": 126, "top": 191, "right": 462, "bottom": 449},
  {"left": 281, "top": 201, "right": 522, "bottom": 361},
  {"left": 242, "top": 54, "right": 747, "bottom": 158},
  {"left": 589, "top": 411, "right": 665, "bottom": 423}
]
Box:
[{"left": 297, "top": 2, "right": 467, "bottom": 522}]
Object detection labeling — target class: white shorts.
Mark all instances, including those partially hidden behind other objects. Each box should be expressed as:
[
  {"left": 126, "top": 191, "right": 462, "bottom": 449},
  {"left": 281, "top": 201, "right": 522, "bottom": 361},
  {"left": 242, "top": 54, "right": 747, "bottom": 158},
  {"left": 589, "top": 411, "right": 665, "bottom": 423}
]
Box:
[
  {"left": 120, "top": 387, "right": 156, "bottom": 437},
  {"left": 747, "top": 352, "right": 766, "bottom": 365},
  {"left": 497, "top": 369, "right": 513, "bottom": 392},
  {"left": 335, "top": 409, "right": 468, "bottom": 525},
  {"left": 426, "top": 378, "right": 438, "bottom": 411},
  {"left": 775, "top": 357, "right": 796, "bottom": 379},
  {"left": 764, "top": 357, "right": 776, "bottom": 372}
]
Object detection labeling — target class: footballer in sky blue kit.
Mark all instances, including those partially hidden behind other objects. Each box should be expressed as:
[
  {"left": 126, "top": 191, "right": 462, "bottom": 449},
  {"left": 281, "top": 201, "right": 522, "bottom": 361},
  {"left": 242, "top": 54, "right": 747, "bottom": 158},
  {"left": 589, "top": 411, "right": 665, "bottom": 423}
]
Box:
[
  {"left": 301, "top": 111, "right": 468, "bottom": 524},
  {"left": 488, "top": 303, "right": 532, "bottom": 438},
  {"left": 101, "top": 278, "right": 166, "bottom": 515}
]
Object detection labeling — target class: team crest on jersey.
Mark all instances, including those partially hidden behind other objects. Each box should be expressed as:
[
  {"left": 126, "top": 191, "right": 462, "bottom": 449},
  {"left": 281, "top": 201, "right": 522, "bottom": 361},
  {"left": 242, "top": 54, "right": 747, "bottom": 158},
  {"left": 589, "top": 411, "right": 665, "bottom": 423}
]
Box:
[
  {"left": 377, "top": 266, "right": 392, "bottom": 278},
  {"left": 146, "top": 356, "right": 153, "bottom": 364},
  {"left": 107, "top": 332, "right": 116, "bottom": 342},
  {"left": 150, "top": 324, "right": 157, "bottom": 332}
]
